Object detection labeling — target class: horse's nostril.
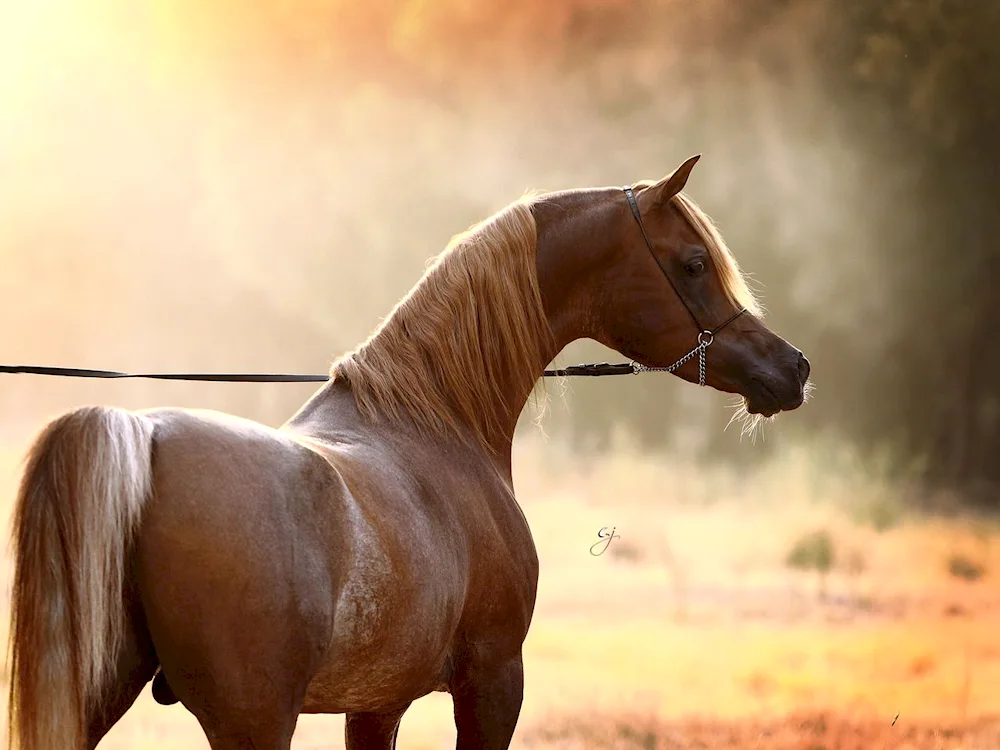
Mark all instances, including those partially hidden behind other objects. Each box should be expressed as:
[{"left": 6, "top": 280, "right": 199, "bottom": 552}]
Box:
[{"left": 797, "top": 352, "right": 811, "bottom": 383}]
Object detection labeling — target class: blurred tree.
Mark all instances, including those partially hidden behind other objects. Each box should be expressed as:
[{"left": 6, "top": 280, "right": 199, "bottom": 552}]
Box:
[{"left": 818, "top": 0, "right": 1000, "bottom": 500}]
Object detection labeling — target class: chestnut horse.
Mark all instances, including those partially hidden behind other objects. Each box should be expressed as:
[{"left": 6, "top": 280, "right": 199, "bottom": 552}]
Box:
[{"left": 8, "top": 155, "right": 810, "bottom": 750}]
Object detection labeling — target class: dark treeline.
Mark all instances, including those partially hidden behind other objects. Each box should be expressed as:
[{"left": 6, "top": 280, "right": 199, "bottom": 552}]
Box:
[{"left": 824, "top": 2, "right": 1000, "bottom": 501}]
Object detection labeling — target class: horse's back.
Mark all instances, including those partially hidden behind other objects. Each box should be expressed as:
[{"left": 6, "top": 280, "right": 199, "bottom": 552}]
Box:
[{"left": 139, "top": 406, "right": 343, "bottom": 564}]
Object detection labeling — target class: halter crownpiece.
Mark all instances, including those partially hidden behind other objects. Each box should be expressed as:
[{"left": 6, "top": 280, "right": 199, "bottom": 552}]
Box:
[{"left": 622, "top": 185, "right": 746, "bottom": 386}]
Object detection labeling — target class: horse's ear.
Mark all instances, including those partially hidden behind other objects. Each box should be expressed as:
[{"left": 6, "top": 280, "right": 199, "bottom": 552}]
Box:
[{"left": 650, "top": 154, "right": 701, "bottom": 206}]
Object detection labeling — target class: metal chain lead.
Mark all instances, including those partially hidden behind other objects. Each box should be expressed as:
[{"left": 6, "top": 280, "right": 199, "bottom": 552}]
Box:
[{"left": 631, "top": 331, "right": 714, "bottom": 386}]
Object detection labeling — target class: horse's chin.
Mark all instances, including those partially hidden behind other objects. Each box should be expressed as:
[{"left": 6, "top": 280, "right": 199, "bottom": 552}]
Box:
[
  {"left": 744, "top": 381, "right": 783, "bottom": 418},
  {"left": 726, "top": 381, "right": 812, "bottom": 442},
  {"left": 726, "top": 395, "right": 778, "bottom": 442},
  {"left": 745, "top": 400, "right": 779, "bottom": 418},
  {"left": 745, "top": 377, "right": 813, "bottom": 416}
]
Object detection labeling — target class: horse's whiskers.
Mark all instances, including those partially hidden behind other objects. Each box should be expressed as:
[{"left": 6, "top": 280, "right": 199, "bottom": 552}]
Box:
[
  {"left": 724, "top": 379, "right": 812, "bottom": 443},
  {"left": 725, "top": 396, "right": 774, "bottom": 444},
  {"left": 803, "top": 380, "right": 816, "bottom": 404}
]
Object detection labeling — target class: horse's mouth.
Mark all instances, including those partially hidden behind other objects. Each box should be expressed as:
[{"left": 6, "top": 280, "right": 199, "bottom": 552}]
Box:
[{"left": 745, "top": 379, "right": 803, "bottom": 417}]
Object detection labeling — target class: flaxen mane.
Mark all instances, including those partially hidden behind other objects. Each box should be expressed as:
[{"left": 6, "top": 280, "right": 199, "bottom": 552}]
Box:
[
  {"left": 672, "top": 192, "right": 763, "bottom": 318},
  {"left": 331, "top": 197, "right": 554, "bottom": 449}
]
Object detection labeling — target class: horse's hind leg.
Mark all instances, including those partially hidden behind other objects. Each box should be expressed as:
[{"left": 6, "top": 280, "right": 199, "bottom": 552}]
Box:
[
  {"left": 345, "top": 705, "right": 410, "bottom": 750},
  {"left": 199, "top": 719, "right": 297, "bottom": 750},
  {"left": 86, "top": 595, "right": 158, "bottom": 749},
  {"left": 452, "top": 653, "right": 524, "bottom": 750},
  {"left": 155, "top": 658, "right": 302, "bottom": 750}
]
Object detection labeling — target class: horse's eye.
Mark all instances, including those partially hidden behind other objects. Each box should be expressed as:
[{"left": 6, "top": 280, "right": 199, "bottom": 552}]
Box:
[{"left": 684, "top": 260, "right": 706, "bottom": 277}]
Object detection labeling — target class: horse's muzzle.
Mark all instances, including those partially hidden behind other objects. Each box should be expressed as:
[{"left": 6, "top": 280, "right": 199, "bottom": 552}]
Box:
[{"left": 746, "top": 351, "right": 810, "bottom": 417}]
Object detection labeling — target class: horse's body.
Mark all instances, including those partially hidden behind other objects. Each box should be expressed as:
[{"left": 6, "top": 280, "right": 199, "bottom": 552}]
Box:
[
  {"left": 138, "top": 393, "right": 532, "bottom": 736},
  {"left": 8, "top": 157, "right": 810, "bottom": 749}
]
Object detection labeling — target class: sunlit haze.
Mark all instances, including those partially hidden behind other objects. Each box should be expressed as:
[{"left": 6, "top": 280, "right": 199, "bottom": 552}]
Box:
[{"left": 2, "top": 1, "right": 999, "bottom": 747}]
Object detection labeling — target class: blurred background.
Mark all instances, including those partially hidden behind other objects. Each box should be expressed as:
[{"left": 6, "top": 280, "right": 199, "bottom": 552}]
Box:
[{"left": 1, "top": 0, "right": 999, "bottom": 747}]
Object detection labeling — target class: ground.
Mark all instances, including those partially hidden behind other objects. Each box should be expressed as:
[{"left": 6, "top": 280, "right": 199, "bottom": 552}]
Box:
[{"left": 0, "top": 430, "right": 997, "bottom": 749}]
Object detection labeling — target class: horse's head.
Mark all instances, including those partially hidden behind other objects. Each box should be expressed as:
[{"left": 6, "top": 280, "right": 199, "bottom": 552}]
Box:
[{"left": 535, "top": 154, "right": 810, "bottom": 421}]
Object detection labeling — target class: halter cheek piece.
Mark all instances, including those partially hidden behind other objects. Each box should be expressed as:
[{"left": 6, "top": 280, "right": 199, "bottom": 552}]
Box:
[{"left": 622, "top": 185, "right": 746, "bottom": 386}]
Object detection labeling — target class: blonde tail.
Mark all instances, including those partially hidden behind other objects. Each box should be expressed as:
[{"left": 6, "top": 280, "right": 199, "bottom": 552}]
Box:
[{"left": 7, "top": 407, "right": 154, "bottom": 750}]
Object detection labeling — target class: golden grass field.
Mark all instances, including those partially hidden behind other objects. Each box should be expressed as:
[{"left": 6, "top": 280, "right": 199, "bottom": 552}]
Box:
[{"left": 0, "top": 429, "right": 997, "bottom": 749}]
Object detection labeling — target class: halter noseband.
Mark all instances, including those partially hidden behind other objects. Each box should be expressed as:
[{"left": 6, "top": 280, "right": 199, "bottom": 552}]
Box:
[{"left": 622, "top": 185, "right": 747, "bottom": 386}]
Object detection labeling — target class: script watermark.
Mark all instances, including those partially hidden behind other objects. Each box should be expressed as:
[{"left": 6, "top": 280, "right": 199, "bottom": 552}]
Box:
[{"left": 589, "top": 526, "right": 621, "bottom": 556}]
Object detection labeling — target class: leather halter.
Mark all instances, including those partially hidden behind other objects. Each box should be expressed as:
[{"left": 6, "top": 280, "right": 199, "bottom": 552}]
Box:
[{"left": 622, "top": 185, "right": 747, "bottom": 384}]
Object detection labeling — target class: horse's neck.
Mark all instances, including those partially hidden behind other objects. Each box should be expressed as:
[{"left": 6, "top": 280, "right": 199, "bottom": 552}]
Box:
[{"left": 293, "top": 200, "right": 589, "bottom": 457}]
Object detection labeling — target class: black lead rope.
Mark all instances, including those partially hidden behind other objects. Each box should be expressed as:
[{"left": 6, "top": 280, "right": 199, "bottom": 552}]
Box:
[
  {"left": 0, "top": 362, "right": 636, "bottom": 382},
  {"left": 0, "top": 365, "right": 332, "bottom": 382},
  {"left": 0, "top": 187, "right": 745, "bottom": 386}
]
